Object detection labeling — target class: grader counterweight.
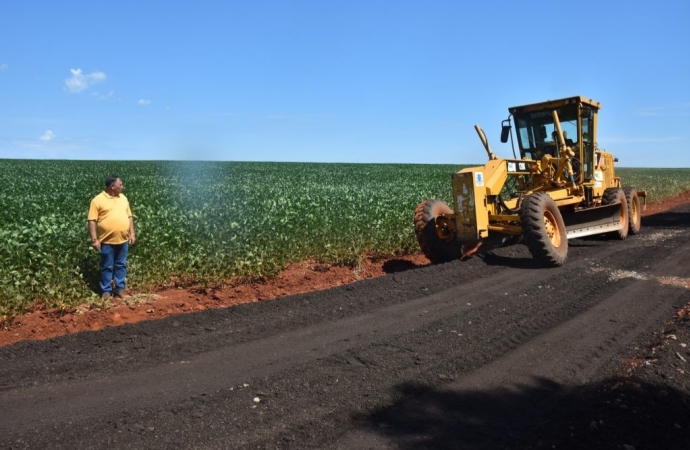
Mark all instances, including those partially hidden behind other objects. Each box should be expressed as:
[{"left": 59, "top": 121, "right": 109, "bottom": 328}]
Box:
[{"left": 415, "top": 96, "right": 646, "bottom": 267}]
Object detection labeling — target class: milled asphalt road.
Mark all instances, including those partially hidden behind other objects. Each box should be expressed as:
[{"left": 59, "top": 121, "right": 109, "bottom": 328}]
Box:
[{"left": 1, "top": 205, "right": 689, "bottom": 449}]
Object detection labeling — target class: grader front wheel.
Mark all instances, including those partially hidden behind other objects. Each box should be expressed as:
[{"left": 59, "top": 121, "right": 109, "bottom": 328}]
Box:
[
  {"left": 624, "top": 187, "right": 641, "bottom": 235},
  {"left": 414, "top": 199, "right": 461, "bottom": 263},
  {"left": 602, "top": 188, "right": 630, "bottom": 240},
  {"left": 520, "top": 192, "right": 568, "bottom": 267}
]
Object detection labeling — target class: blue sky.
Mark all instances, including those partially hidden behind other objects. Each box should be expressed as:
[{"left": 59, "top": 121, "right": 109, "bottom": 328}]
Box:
[{"left": 1, "top": 0, "right": 688, "bottom": 167}]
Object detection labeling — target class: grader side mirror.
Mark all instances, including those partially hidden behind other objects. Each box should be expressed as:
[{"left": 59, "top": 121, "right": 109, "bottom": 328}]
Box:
[{"left": 500, "top": 125, "right": 511, "bottom": 143}]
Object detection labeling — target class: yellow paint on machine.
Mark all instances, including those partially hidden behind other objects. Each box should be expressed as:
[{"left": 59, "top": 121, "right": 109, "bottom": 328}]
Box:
[{"left": 452, "top": 170, "right": 489, "bottom": 241}]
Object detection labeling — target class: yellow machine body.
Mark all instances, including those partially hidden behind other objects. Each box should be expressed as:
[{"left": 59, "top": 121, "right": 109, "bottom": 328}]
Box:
[{"left": 442, "top": 96, "right": 646, "bottom": 244}]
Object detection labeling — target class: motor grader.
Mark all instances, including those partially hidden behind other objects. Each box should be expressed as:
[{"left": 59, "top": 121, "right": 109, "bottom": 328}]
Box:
[{"left": 414, "top": 96, "right": 646, "bottom": 267}]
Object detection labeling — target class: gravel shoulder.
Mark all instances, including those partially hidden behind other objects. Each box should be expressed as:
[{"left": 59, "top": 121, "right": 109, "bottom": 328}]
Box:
[{"left": 0, "top": 202, "right": 689, "bottom": 449}]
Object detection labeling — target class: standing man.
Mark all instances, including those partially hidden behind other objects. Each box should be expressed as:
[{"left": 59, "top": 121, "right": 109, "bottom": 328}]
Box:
[{"left": 88, "top": 174, "right": 136, "bottom": 299}]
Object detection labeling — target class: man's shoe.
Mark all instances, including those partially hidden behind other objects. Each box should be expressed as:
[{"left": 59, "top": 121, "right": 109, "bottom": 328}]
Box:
[
  {"left": 101, "top": 292, "right": 112, "bottom": 299},
  {"left": 115, "top": 290, "right": 129, "bottom": 299}
]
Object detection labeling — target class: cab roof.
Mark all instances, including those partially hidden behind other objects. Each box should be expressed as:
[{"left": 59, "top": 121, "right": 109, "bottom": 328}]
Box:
[{"left": 508, "top": 96, "right": 601, "bottom": 114}]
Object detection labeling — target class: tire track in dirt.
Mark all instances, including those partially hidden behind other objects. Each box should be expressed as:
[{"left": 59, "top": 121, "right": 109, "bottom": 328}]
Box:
[
  {"left": 331, "top": 279, "right": 686, "bottom": 450},
  {"left": 329, "top": 231, "right": 690, "bottom": 449}
]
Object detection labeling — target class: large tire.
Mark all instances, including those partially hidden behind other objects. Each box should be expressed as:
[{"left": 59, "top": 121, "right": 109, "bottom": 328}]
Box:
[
  {"left": 520, "top": 192, "right": 568, "bottom": 267},
  {"left": 624, "top": 187, "right": 641, "bottom": 235},
  {"left": 602, "top": 188, "right": 629, "bottom": 240},
  {"left": 414, "top": 199, "right": 461, "bottom": 263}
]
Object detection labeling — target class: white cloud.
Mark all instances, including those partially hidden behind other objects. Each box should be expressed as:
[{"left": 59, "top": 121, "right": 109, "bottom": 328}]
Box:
[
  {"left": 634, "top": 103, "right": 690, "bottom": 117},
  {"left": 40, "top": 130, "right": 55, "bottom": 141},
  {"left": 0, "top": 63, "right": 7, "bottom": 72},
  {"left": 634, "top": 107, "right": 663, "bottom": 117},
  {"left": 601, "top": 135, "right": 682, "bottom": 144},
  {"left": 90, "top": 90, "right": 118, "bottom": 101},
  {"left": 64, "top": 68, "right": 106, "bottom": 94},
  {"left": 137, "top": 99, "right": 151, "bottom": 106}
]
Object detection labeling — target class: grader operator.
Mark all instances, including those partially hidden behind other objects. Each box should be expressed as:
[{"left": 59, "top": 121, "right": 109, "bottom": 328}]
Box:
[{"left": 414, "top": 96, "right": 646, "bottom": 267}]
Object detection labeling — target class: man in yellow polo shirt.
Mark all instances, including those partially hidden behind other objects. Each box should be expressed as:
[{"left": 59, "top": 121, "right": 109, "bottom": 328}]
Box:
[{"left": 88, "top": 174, "right": 136, "bottom": 299}]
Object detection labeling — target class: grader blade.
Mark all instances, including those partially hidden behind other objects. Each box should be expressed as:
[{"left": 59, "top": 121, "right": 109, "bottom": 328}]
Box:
[{"left": 561, "top": 203, "right": 623, "bottom": 239}]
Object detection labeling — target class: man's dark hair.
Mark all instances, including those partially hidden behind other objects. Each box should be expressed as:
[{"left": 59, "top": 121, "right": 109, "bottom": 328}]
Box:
[{"left": 105, "top": 174, "right": 121, "bottom": 188}]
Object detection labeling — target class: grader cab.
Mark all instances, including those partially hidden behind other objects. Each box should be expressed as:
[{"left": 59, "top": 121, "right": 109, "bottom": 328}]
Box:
[{"left": 415, "top": 96, "right": 646, "bottom": 266}]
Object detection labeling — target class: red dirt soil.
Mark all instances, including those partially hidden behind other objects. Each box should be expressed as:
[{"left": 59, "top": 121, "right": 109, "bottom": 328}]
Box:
[{"left": 2, "top": 190, "right": 689, "bottom": 347}]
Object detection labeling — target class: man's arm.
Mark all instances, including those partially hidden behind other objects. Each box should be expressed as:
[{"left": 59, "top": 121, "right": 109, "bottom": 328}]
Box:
[
  {"left": 128, "top": 216, "right": 136, "bottom": 245},
  {"left": 88, "top": 220, "right": 101, "bottom": 250}
]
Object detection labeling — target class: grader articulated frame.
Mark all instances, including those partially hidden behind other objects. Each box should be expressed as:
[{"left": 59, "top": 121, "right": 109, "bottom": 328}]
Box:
[{"left": 415, "top": 96, "right": 647, "bottom": 267}]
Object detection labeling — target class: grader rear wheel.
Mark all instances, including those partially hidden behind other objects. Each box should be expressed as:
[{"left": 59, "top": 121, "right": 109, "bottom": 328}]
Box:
[
  {"left": 520, "top": 192, "right": 568, "bottom": 267},
  {"left": 602, "top": 188, "right": 630, "bottom": 240},
  {"left": 414, "top": 199, "right": 461, "bottom": 263},
  {"left": 624, "top": 187, "right": 641, "bottom": 235}
]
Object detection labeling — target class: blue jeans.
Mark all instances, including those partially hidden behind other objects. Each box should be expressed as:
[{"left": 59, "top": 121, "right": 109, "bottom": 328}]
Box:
[{"left": 99, "top": 242, "right": 129, "bottom": 295}]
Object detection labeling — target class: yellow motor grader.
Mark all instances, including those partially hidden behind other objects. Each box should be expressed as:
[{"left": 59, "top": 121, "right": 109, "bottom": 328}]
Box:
[{"left": 414, "top": 96, "right": 646, "bottom": 267}]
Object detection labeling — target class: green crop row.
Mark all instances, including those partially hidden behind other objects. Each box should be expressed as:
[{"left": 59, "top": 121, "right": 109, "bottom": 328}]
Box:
[
  {"left": 0, "top": 160, "right": 688, "bottom": 319},
  {"left": 0, "top": 160, "right": 463, "bottom": 317},
  {"left": 617, "top": 168, "right": 690, "bottom": 203}
]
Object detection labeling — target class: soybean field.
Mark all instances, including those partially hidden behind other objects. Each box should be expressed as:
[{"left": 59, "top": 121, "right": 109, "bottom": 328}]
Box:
[{"left": 1, "top": 160, "right": 688, "bottom": 318}]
